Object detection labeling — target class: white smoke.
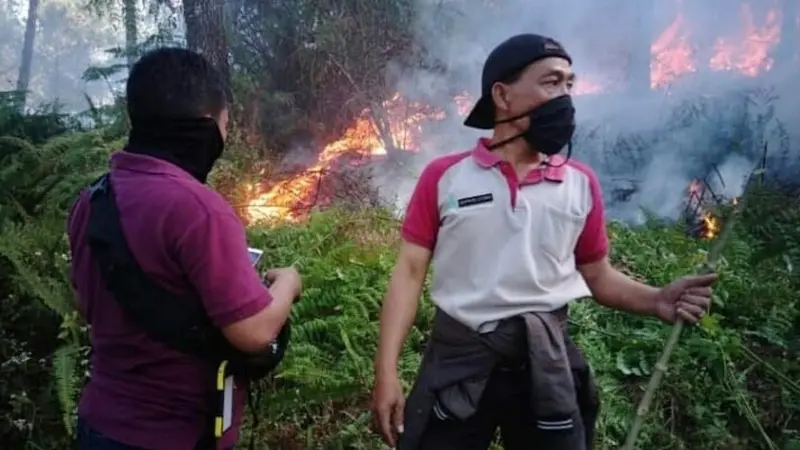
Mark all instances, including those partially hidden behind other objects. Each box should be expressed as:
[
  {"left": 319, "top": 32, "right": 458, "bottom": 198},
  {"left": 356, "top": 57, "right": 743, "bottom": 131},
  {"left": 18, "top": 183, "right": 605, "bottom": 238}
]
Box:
[{"left": 374, "top": 0, "right": 796, "bottom": 224}]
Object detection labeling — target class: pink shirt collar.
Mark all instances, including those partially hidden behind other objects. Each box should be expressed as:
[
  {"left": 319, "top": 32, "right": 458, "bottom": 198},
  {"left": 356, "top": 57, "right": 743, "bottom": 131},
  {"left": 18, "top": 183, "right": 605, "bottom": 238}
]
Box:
[{"left": 471, "top": 137, "right": 566, "bottom": 183}]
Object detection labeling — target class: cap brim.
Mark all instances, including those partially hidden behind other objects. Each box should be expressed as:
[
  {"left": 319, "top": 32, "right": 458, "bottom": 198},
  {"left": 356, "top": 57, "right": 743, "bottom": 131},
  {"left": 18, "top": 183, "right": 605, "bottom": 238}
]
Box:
[{"left": 463, "top": 95, "right": 495, "bottom": 130}]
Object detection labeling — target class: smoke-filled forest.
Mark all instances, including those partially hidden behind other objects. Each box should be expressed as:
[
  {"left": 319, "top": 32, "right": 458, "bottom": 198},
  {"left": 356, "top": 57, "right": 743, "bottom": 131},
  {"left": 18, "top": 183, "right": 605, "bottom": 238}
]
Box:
[{"left": 1, "top": 0, "right": 799, "bottom": 449}]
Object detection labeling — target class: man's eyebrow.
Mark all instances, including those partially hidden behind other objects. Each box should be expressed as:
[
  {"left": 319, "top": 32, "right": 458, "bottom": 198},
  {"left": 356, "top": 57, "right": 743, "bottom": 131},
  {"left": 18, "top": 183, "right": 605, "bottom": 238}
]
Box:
[{"left": 539, "top": 69, "right": 575, "bottom": 80}]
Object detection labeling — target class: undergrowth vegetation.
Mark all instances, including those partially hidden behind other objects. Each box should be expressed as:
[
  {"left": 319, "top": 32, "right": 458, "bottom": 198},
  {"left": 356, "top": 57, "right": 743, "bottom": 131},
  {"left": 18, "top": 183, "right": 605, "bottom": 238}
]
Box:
[
  {"left": 1, "top": 98, "right": 798, "bottom": 450},
  {"left": 240, "top": 208, "right": 800, "bottom": 450}
]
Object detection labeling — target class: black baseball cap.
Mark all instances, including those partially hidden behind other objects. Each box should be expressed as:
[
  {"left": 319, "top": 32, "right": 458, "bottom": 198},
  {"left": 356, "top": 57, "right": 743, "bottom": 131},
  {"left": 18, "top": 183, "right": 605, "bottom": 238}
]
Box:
[{"left": 464, "top": 34, "right": 573, "bottom": 130}]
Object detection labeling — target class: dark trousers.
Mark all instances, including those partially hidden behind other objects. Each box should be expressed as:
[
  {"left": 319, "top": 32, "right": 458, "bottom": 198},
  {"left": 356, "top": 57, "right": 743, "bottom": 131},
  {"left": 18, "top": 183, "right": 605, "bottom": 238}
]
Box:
[
  {"left": 77, "top": 419, "right": 234, "bottom": 450},
  {"left": 416, "top": 366, "right": 598, "bottom": 450}
]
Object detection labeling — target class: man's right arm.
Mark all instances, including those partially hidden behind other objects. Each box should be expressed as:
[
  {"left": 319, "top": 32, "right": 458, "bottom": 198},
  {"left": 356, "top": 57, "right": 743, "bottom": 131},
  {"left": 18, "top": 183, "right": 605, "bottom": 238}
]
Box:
[
  {"left": 374, "top": 160, "right": 442, "bottom": 377},
  {"left": 221, "top": 267, "right": 300, "bottom": 353},
  {"left": 175, "top": 208, "right": 299, "bottom": 354},
  {"left": 375, "top": 242, "right": 432, "bottom": 378}
]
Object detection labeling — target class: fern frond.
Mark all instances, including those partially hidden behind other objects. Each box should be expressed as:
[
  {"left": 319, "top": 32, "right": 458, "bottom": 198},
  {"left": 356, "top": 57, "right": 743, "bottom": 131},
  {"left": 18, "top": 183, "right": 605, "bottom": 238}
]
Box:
[{"left": 52, "top": 344, "right": 81, "bottom": 437}]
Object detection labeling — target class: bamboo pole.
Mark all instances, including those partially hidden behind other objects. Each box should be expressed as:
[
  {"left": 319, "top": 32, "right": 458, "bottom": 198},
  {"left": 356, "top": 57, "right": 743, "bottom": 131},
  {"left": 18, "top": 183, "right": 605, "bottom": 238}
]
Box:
[{"left": 620, "top": 166, "right": 765, "bottom": 450}]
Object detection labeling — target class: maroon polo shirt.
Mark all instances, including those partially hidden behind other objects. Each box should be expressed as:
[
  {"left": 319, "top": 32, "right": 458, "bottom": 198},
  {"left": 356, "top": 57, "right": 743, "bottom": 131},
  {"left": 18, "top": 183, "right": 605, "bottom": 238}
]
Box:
[{"left": 67, "top": 151, "right": 272, "bottom": 450}]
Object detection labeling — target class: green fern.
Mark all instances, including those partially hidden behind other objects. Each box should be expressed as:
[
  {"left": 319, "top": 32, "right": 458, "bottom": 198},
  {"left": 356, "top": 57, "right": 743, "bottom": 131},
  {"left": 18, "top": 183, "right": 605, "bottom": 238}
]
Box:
[
  {"left": 0, "top": 124, "right": 116, "bottom": 447},
  {"left": 52, "top": 344, "right": 81, "bottom": 436}
]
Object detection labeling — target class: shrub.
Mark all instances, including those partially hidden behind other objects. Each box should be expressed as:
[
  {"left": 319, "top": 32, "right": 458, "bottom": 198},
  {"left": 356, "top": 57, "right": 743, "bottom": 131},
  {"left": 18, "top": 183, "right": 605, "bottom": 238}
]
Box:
[{"left": 236, "top": 208, "right": 798, "bottom": 450}]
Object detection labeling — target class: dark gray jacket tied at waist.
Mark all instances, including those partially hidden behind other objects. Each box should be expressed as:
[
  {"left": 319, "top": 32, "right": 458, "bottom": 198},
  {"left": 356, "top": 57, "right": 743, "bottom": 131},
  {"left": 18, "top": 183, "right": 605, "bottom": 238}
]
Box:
[{"left": 398, "top": 308, "right": 599, "bottom": 450}]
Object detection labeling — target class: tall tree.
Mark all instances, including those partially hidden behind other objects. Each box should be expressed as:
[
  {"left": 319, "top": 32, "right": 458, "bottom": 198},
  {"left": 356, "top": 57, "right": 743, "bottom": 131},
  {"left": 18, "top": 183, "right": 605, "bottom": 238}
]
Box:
[
  {"left": 122, "top": 0, "right": 138, "bottom": 67},
  {"left": 85, "top": 0, "right": 144, "bottom": 68},
  {"left": 16, "top": 0, "right": 41, "bottom": 108},
  {"left": 183, "top": 0, "right": 231, "bottom": 86}
]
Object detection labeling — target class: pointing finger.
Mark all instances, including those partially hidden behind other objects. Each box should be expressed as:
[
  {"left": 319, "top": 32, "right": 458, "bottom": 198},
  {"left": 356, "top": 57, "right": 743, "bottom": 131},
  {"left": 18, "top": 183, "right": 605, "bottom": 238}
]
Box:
[{"left": 682, "top": 272, "right": 718, "bottom": 288}]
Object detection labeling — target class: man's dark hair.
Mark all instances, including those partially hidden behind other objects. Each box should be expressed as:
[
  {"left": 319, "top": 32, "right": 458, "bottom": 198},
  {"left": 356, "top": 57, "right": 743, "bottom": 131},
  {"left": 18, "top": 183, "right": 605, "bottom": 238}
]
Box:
[{"left": 126, "top": 47, "right": 229, "bottom": 123}]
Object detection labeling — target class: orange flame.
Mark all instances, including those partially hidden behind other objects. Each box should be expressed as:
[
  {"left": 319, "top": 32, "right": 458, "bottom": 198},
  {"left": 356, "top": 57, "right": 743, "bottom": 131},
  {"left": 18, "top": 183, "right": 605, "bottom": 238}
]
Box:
[
  {"left": 651, "top": 12, "right": 696, "bottom": 88},
  {"left": 688, "top": 180, "right": 721, "bottom": 239},
  {"left": 709, "top": 5, "right": 781, "bottom": 76},
  {"left": 700, "top": 212, "right": 721, "bottom": 239},
  {"left": 651, "top": 3, "right": 781, "bottom": 88},
  {"left": 245, "top": 94, "right": 451, "bottom": 223}
]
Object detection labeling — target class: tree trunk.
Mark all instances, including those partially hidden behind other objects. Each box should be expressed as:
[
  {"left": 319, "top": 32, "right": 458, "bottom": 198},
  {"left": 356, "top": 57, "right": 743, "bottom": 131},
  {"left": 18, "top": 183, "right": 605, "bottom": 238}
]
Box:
[
  {"left": 123, "top": 0, "right": 138, "bottom": 67},
  {"left": 15, "top": 0, "right": 41, "bottom": 109},
  {"left": 183, "top": 0, "right": 231, "bottom": 87}
]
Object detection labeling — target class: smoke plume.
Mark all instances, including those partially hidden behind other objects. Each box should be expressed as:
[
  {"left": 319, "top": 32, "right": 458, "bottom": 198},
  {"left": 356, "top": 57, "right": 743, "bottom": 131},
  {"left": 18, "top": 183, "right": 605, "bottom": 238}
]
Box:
[{"left": 381, "top": 0, "right": 797, "bottom": 224}]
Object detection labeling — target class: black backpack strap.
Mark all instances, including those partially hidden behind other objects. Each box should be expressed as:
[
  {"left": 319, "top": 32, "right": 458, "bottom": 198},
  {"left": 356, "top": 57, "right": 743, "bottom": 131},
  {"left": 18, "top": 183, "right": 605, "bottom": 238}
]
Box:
[{"left": 86, "top": 173, "right": 222, "bottom": 359}]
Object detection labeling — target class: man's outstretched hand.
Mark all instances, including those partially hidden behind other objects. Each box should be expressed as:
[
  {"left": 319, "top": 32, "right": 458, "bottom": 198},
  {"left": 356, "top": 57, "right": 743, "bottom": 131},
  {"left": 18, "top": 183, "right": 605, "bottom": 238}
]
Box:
[{"left": 654, "top": 273, "right": 718, "bottom": 324}]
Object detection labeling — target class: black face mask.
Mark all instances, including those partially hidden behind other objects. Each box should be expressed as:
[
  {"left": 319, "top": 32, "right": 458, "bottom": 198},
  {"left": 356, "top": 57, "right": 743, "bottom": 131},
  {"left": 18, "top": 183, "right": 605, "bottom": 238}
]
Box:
[
  {"left": 126, "top": 117, "right": 225, "bottom": 184},
  {"left": 490, "top": 94, "right": 576, "bottom": 157}
]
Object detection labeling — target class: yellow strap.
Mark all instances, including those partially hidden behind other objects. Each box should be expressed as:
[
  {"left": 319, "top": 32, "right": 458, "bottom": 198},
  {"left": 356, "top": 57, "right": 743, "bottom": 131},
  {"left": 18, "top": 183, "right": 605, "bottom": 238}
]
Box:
[
  {"left": 215, "top": 417, "right": 223, "bottom": 438},
  {"left": 214, "top": 360, "right": 230, "bottom": 438},
  {"left": 216, "top": 360, "right": 229, "bottom": 390}
]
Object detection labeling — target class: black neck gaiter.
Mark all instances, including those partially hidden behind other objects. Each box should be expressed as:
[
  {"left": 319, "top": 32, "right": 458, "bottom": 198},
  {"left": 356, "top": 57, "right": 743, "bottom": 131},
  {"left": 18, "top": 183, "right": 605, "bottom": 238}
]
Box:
[{"left": 126, "top": 117, "right": 225, "bottom": 184}]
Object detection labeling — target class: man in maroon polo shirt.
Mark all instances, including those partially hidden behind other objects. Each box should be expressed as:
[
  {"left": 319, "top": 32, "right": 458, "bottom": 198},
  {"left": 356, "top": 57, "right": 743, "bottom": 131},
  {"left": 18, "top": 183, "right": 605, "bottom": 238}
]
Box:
[
  {"left": 371, "top": 34, "right": 717, "bottom": 450},
  {"left": 68, "top": 48, "right": 301, "bottom": 450}
]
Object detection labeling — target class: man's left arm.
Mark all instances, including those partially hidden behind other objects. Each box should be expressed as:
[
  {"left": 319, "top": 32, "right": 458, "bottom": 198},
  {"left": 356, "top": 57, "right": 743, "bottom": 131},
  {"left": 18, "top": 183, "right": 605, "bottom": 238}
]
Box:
[
  {"left": 572, "top": 167, "right": 715, "bottom": 323},
  {"left": 578, "top": 258, "right": 660, "bottom": 317}
]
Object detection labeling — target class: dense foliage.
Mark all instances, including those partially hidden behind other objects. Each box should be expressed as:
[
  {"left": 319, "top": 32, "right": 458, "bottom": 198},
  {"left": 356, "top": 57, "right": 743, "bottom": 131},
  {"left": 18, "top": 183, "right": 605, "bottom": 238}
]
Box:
[{"left": 0, "top": 95, "right": 798, "bottom": 450}]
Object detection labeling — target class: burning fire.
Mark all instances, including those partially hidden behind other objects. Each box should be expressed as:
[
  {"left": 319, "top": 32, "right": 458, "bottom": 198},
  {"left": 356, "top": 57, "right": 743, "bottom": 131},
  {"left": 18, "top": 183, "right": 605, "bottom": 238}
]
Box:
[
  {"left": 245, "top": 93, "right": 449, "bottom": 222},
  {"left": 700, "top": 212, "right": 721, "bottom": 240},
  {"left": 686, "top": 178, "right": 747, "bottom": 240},
  {"left": 687, "top": 180, "right": 720, "bottom": 239},
  {"left": 709, "top": 5, "right": 781, "bottom": 76},
  {"left": 651, "top": 2, "right": 780, "bottom": 88},
  {"left": 243, "top": 1, "right": 784, "bottom": 224},
  {"left": 651, "top": 12, "right": 697, "bottom": 89}
]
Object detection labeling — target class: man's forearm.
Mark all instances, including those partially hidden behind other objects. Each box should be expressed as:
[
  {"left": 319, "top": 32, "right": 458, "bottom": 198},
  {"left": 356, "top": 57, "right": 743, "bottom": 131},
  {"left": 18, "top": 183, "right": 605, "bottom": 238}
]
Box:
[
  {"left": 585, "top": 264, "right": 660, "bottom": 316},
  {"left": 262, "top": 280, "right": 296, "bottom": 336},
  {"left": 374, "top": 267, "right": 424, "bottom": 376}
]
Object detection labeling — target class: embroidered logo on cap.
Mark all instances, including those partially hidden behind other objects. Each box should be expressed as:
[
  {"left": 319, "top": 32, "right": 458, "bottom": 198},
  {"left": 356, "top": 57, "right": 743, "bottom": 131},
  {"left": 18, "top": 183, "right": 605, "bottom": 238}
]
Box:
[{"left": 543, "top": 41, "right": 561, "bottom": 51}]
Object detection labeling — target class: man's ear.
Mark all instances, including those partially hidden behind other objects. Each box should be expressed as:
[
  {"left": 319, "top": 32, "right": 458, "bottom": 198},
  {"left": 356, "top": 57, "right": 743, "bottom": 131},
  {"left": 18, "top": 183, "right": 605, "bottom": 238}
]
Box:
[{"left": 490, "top": 83, "right": 509, "bottom": 114}]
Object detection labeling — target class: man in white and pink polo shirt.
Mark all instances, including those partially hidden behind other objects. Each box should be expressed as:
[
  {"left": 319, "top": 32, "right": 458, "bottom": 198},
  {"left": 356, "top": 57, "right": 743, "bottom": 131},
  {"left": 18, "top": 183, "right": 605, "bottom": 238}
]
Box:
[{"left": 371, "top": 34, "right": 718, "bottom": 450}]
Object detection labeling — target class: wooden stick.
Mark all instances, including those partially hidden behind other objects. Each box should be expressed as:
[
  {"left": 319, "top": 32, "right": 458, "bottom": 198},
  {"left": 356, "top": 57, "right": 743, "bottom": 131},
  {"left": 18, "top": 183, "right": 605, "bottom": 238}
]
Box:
[{"left": 620, "top": 166, "right": 764, "bottom": 450}]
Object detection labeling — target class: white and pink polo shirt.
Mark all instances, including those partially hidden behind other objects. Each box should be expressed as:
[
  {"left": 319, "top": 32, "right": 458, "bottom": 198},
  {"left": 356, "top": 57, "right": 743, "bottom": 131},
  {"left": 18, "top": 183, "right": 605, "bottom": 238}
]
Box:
[{"left": 402, "top": 138, "right": 609, "bottom": 332}]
